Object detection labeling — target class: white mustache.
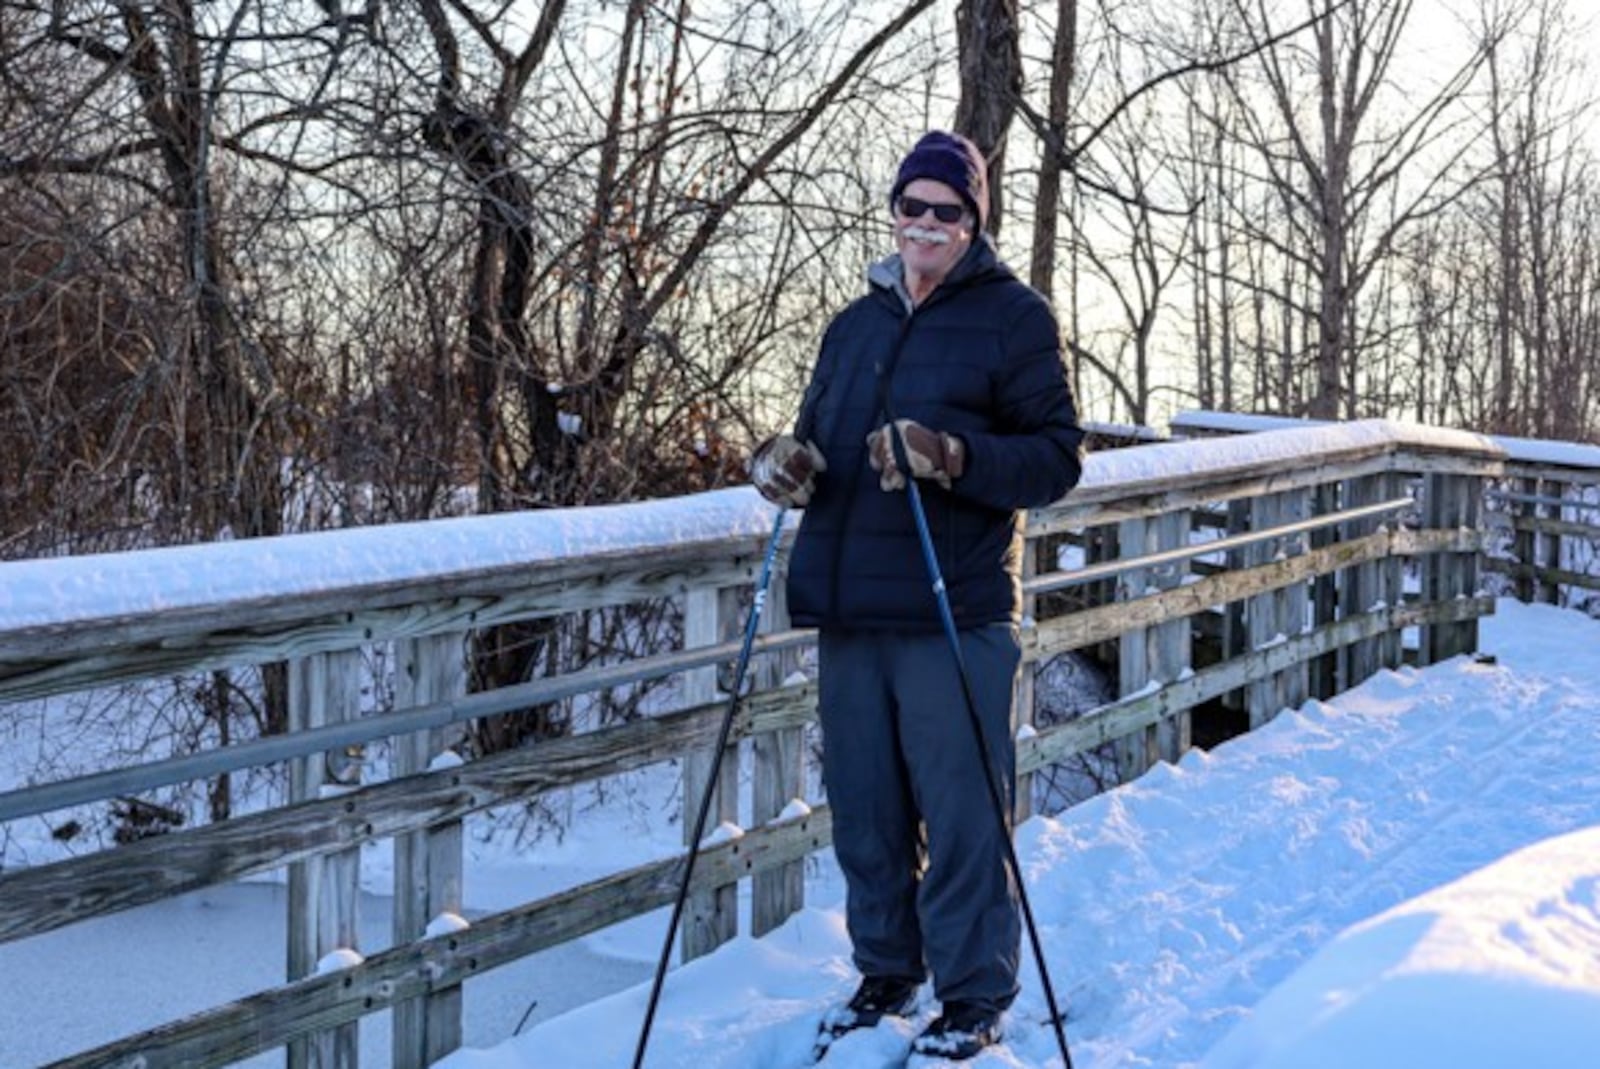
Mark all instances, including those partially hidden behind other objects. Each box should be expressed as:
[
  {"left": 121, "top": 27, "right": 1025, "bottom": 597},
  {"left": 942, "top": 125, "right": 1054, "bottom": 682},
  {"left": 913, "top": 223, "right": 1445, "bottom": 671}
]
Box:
[{"left": 900, "top": 225, "right": 952, "bottom": 245}]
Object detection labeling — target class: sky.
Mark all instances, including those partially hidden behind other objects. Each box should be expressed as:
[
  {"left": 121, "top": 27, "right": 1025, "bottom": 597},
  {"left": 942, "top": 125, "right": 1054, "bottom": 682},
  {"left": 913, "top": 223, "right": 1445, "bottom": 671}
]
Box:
[{"left": 4, "top": 598, "right": 1599, "bottom": 1068}]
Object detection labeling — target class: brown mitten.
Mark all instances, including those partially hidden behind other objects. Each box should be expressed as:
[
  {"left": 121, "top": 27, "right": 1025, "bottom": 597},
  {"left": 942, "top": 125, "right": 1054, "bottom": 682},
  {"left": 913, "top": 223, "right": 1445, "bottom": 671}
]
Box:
[
  {"left": 749, "top": 435, "right": 827, "bottom": 507},
  {"left": 865, "top": 419, "right": 966, "bottom": 491}
]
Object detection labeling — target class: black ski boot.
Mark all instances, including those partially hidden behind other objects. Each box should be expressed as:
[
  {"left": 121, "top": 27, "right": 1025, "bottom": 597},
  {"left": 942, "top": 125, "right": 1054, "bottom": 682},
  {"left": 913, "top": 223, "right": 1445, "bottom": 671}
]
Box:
[
  {"left": 909, "top": 1000, "right": 1002, "bottom": 1061},
  {"left": 812, "top": 975, "right": 921, "bottom": 1059}
]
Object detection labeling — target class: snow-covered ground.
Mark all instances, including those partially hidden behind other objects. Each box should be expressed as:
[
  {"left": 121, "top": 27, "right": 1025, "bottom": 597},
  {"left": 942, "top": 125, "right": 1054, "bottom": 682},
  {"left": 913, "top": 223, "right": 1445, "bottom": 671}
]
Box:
[
  {"left": 441, "top": 599, "right": 1600, "bottom": 1069},
  {"left": 5, "top": 599, "right": 1600, "bottom": 1068}
]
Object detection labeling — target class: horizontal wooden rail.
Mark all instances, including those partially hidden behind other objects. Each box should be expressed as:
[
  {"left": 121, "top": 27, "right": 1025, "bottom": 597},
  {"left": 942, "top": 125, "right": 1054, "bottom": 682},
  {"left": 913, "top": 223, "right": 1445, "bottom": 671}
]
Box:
[
  {"left": 1028, "top": 452, "right": 1395, "bottom": 534},
  {"left": 1508, "top": 515, "right": 1600, "bottom": 541},
  {"left": 1024, "top": 495, "right": 1415, "bottom": 595},
  {"left": 1030, "top": 444, "right": 1500, "bottom": 536},
  {"left": 0, "top": 681, "right": 817, "bottom": 943},
  {"left": 1502, "top": 462, "right": 1600, "bottom": 488},
  {"left": 1487, "top": 559, "right": 1600, "bottom": 593},
  {"left": 1021, "top": 596, "right": 1493, "bottom": 770},
  {"left": 0, "top": 628, "right": 815, "bottom": 824},
  {"left": 45, "top": 807, "right": 831, "bottom": 1069},
  {"left": 1030, "top": 527, "right": 1483, "bottom": 660},
  {"left": 1487, "top": 489, "right": 1600, "bottom": 511}
]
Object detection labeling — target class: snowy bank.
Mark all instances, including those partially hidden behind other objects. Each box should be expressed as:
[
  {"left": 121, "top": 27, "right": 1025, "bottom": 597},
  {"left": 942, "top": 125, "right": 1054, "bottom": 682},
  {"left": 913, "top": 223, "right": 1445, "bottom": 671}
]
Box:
[{"left": 1201, "top": 824, "right": 1600, "bottom": 1069}]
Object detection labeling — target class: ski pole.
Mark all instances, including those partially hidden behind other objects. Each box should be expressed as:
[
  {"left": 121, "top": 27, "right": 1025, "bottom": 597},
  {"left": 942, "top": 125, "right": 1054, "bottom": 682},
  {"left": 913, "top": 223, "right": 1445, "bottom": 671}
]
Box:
[
  {"left": 631, "top": 505, "right": 789, "bottom": 1069},
  {"left": 889, "top": 426, "right": 1076, "bottom": 1069}
]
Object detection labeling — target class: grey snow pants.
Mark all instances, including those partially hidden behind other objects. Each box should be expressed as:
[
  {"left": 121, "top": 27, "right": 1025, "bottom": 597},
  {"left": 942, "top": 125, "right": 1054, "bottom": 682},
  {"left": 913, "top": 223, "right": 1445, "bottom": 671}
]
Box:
[{"left": 817, "top": 624, "right": 1022, "bottom": 1013}]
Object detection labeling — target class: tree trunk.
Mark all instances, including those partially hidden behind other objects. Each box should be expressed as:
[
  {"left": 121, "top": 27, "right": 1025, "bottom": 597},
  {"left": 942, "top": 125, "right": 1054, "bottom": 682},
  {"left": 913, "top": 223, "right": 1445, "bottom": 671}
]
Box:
[
  {"left": 954, "top": 0, "right": 1022, "bottom": 236},
  {"left": 1030, "top": 0, "right": 1077, "bottom": 295},
  {"left": 1310, "top": 7, "right": 1346, "bottom": 420}
]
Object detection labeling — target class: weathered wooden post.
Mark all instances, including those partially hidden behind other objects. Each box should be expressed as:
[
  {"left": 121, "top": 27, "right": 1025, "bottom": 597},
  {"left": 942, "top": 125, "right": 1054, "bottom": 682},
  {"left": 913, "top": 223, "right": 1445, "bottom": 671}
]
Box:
[
  {"left": 1536, "top": 478, "right": 1564, "bottom": 605},
  {"left": 1012, "top": 530, "right": 1050, "bottom": 819},
  {"left": 1114, "top": 508, "right": 1191, "bottom": 779},
  {"left": 1337, "top": 470, "right": 1401, "bottom": 688},
  {"left": 1219, "top": 498, "right": 1251, "bottom": 720},
  {"left": 1114, "top": 516, "right": 1153, "bottom": 781},
  {"left": 1420, "top": 471, "right": 1483, "bottom": 664},
  {"left": 1083, "top": 522, "right": 1120, "bottom": 672},
  {"left": 288, "top": 650, "right": 364, "bottom": 1069},
  {"left": 1378, "top": 473, "right": 1409, "bottom": 671},
  {"left": 1511, "top": 475, "right": 1540, "bottom": 604},
  {"left": 392, "top": 634, "right": 469, "bottom": 1069},
  {"left": 1279, "top": 489, "right": 1312, "bottom": 714},
  {"left": 681, "top": 583, "right": 741, "bottom": 959},
  {"left": 1150, "top": 510, "right": 1192, "bottom": 763},
  {"left": 1244, "top": 489, "right": 1310, "bottom": 727},
  {"left": 1308, "top": 482, "right": 1340, "bottom": 699}
]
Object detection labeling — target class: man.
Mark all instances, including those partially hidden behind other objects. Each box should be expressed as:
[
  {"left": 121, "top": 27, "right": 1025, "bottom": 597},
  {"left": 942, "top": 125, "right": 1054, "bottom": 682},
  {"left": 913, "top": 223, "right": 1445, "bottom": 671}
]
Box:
[{"left": 750, "top": 130, "right": 1084, "bottom": 1061}]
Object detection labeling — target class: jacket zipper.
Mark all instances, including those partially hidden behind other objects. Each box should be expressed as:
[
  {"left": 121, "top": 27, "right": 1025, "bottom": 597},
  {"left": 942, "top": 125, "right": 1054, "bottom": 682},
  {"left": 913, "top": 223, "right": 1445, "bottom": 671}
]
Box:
[{"left": 822, "top": 262, "right": 991, "bottom": 625}]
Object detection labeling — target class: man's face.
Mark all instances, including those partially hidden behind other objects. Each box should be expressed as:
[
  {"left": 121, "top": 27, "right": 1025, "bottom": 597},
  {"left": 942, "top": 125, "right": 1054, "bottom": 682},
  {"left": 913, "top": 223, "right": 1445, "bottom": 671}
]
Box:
[{"left": 893, "top": 178, "right": 974, "bottom": 288}]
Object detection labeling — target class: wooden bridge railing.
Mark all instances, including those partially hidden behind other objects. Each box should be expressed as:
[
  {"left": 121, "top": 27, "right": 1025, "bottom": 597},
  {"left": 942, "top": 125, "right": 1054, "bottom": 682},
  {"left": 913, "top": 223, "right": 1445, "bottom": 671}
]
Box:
[
  {"left": 1171, "top": 410, "right": 1600, "bottom": 614},
  {"left": 0, "top": 419, "right": 1554, "bottom": 1068}
]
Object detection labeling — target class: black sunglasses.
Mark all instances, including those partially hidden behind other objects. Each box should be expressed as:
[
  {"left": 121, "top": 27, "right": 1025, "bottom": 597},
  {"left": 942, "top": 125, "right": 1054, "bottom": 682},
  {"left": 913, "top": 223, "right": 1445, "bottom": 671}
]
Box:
[{"left": 896, "top": 195, "right": 966, "bottom": 224}]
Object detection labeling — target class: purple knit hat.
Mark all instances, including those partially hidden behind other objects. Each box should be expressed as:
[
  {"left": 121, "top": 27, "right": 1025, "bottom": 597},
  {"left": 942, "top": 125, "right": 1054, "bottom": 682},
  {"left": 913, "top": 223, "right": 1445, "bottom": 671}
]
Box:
[{"left": 889, "top": 130, "right": 990, "bottom": 230}]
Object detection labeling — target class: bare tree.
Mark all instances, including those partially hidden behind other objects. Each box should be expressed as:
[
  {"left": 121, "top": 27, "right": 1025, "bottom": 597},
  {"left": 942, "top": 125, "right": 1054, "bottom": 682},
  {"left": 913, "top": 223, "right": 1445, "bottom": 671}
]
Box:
[
  {"left": 390, "top": 0, "right": 939, "bottom": 511},
  {"left": 1480, "top": 0, "right": 1599, "bottom": 438},
  {"left": 1029, "top": 0, "right": 1078, "bottom": 302},
  {"left": 5, "top": 1, "right": 306, "bottom": 540},
  {"left": 954, "top": 0, "right": 1023, "bottom": 234},
  {"left": 1225, "top": 0, "right": 1497, "bottom": 418},
  {"left": 1385, "top": 0, "right": 1600, "bottom": 439},
  {"left": 1058, "top": 37, "right": 1196, "bottom": 424}
]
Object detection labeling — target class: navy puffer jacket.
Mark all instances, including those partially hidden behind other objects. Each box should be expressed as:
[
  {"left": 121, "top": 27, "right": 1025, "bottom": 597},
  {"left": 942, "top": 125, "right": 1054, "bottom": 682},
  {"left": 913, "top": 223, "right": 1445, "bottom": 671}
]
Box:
[{"left": 786, "top": 237, "right": 1084, "bottom": 631}]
